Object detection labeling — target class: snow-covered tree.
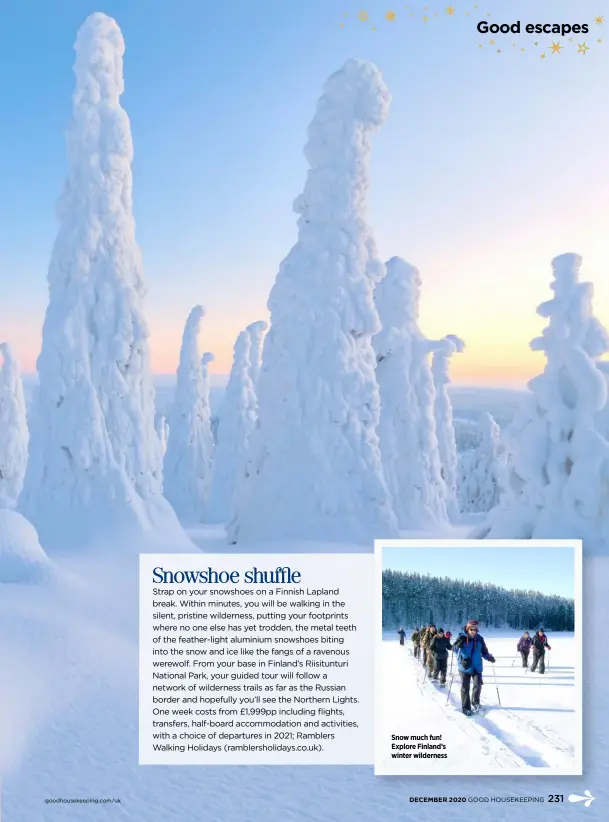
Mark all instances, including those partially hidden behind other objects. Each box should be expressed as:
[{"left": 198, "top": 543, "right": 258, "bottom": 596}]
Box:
[
  {"left": 155, "top": 413, "right": 169, "bottom": 456},
  {"left": 201, "top": 351, "right": 214, "bottom": 409},
  {"left": 458, "top": 412, "right": 503, "bottom": 513},
  {"left": 207, "top": 330, "right": 257, "bottom": 523},
  {"left": 246, "top": 321, "right": 267, "bottom": 389},
  {"left": 454, "top": 418, "right": 483, "bottom": 453},
  {"left": 432, "top": 335, "right": 465, "bottom": 522},
  {"left": 382, "top": 568, "right": 574, "bottom": 632},
  {"left": 0, "top": 343, "right": 29, "bottom": 506},
  {"left": 20, "top": 13, "right": 187, "bottom": 548},
  {"left": 374, "top": 258, "right": 448, "bottom": 529},
  {"left": 473, "top": 253, "right": 609, "bottom": 549},
  {"left": 228, "top": 60, "right": 398, "bottom": 544},
  {"left": 163, "top": 306, "right": 214, "bottom": 523}
]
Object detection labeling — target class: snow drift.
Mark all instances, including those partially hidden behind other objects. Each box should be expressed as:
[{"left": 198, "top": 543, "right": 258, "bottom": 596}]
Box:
[
  {"left": 229, "top": 60, "right": 398, "bottom": 544},
  {"left": 0, "top": 509, "right": 52, "bottom": 584}
]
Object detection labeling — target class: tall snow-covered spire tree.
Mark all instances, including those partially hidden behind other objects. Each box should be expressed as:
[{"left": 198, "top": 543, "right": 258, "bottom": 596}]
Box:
[
  {"left": 432, "top": 334, "right": 465, "bottom": 522},
  {"left": 207, "top": 330, "right": 257, "bottom": 523},
  {"left": 20, "top": 13, "right": 187, "bottom": 548},
  {"left": 201, "top": 351, "right": 215, "bottom": 409},
  {"left": 246, "top": 321, "right": 267, "bottom": 389},
  {"left": 473, "top": 253, "right": 609, "bottom": 550},
  {"left": 163, "top": 306, "right": 214, "bottom": 523},
  {"left": 373, "top": 258, "right": 448, "bottom": 529},
  {"left": 229, "top": 60, "right": 398, "bottom": 544},
  {"left": 155, "top": 413, "right": 169, "bottom": 456},
  {"left": 0, "top": 343, "right": 29, "bottom": 506}
]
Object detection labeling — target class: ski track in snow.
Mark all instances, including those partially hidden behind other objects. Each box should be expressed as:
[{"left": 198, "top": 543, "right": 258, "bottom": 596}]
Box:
[{"left": 385, "top": 636, "right": 576, "bottom": 773}]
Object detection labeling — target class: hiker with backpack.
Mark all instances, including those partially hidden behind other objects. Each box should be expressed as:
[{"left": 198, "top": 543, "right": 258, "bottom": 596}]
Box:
[
  {"left": 429, "top": 628, "right": 452, "bottom": 685},
  {"left": 411, "top": 627, "right": 422, "bottom": 658},
  {"left": 452, "top": 620, "right": 496, "bottom": 715},
  {"left": 517, "top": 631, "right": 532, "bottom": 668},
  {"left": 530, "top": 628, "right": 551, "bottom": 674},
  {"left": 422, "top": 624, "right": 438, "bottom": 672}
]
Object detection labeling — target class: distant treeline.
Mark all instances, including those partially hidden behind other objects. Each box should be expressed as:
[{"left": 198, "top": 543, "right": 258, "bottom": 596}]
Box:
[{"left": 382, "top": 570, "right": 575, "bottom": 632}]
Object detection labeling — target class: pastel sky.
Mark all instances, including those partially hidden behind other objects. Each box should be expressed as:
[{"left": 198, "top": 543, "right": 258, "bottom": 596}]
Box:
[
  {"left": 0, "top": 0, "right": 607, "bottom": 385},
  {"left": 382, "top": 545, "right": 576, "bottom": 599}
]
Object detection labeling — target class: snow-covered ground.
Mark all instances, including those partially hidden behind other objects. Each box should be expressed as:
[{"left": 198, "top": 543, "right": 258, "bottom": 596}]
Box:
[
  {"left": 376, "top": 632, "right": 579, "bottom": 775},
  {"left": 1, "top": 543, "right": 606, "bottom": 821}
]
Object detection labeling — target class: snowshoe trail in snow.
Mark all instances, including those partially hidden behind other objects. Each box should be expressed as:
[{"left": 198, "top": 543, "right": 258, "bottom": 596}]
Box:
[{"left": 378, "top": 638, "right": 577, "bottom": 774}]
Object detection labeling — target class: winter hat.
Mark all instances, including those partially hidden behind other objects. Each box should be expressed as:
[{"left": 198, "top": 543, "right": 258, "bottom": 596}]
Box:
[
  {"left": 437, "top": 628, "right": 445, "bottom": 634},
  {"left": 466, "top": 620, "right": 479, "bottom": 629}
]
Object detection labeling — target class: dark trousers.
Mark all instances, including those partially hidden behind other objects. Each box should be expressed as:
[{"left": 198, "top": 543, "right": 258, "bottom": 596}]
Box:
[
  {"left": 520, "top": 650, "right": 529, "bottom": 668},
  {"left": 460, "top": 672, "right": 483, "bottom": 711},
  {"left": 432, "top": 657, "right": 448, "bottom": 683},
  {"left": 413, "top": 644, "right": 420, "bottom": 658},
  {"left": 530, "top": 649, "right": 545, "bottom": 673},
  {"left": 399, "top": 637, "right": 404, "bottom": 646}
]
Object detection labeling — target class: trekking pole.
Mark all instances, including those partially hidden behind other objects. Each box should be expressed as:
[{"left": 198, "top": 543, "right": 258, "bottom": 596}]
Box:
[
  {"left": 446, "top": 673, "right": 456, "bottom": 705},
  {"left": 547, "top": 652, "right": 550, "bottom": 671},
  {"left": 492, "top": 664, "right": 501, "bottom": 707}
]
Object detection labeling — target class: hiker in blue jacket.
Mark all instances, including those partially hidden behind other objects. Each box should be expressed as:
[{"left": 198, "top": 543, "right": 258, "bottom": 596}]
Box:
[{"left": 452, "top": 619, "right": 495, "bottom": 715}]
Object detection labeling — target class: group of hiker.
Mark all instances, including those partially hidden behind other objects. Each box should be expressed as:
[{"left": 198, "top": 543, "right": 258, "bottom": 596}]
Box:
[
  {"left": 517, "top": 629, "right": 552, "bottom": 673},
  {"left": 397, "top": 621, "right": 552, "bottom": 717}
]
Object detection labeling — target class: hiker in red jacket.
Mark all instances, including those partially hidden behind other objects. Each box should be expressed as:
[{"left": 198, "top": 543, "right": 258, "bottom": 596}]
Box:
[{"left": 530, "top": 629, "right": 551, "bottom": 674}]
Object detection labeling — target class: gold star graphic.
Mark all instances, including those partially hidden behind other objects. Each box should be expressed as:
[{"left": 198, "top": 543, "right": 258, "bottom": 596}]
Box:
[
  {"left": 489, "top": 39, "right": 495, "bottom": 45},
  {"left": 340, "top": 23, "right": 345, "bottom": 28},
  {"left": 385, "top": 10, "right": 397, "bottom": 21},
  {"left": 423, "top": 15, "right": 429, "bottom": 22},
  {"left": 550, "top": 41, "right": 563, "bottom": 54},
  {"left": 521, "top": 47, "right": 525, "bottom": 52},
  {"left": 446, "top": 5, "right": 456, "bottom": 15},
  {"left": 594, "top": 16, "right": 604, "bottom": 25},
  {"left": 598, "top": 38, "right": 603, "bottom": 43},
  {"left": 578, "top": 42, "right": 591, "bottom": 53},
  {"left": 372, "top": 26, "right": 377, "bottom": 30},
  {"left": 497, "top": 49, "right": 501, "bottom": 53},
  {"left": 358, "top": 10, "right": 369, "bottom": 22},
  {"left": 465, "top": 11, "right": 470, "bottom": 16},
  {"left": 533, "top": 41, "right": 539, "bottom": 46},
  {"left": 478, "top": 43, "right": 483, "bottom": 48},
  {"left": 541, "top": 53, "right": 546, "bottom": 59}
]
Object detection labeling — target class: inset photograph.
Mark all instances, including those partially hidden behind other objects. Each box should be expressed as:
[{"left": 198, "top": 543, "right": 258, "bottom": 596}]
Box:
[{"left": 374, "top": 539, "right": 582, "bottom": 776}]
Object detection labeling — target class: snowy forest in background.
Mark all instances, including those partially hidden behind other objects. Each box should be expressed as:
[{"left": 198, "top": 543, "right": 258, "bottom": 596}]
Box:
[{"left": 382, "top": 569, "right": 575, "bottom": 632}]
